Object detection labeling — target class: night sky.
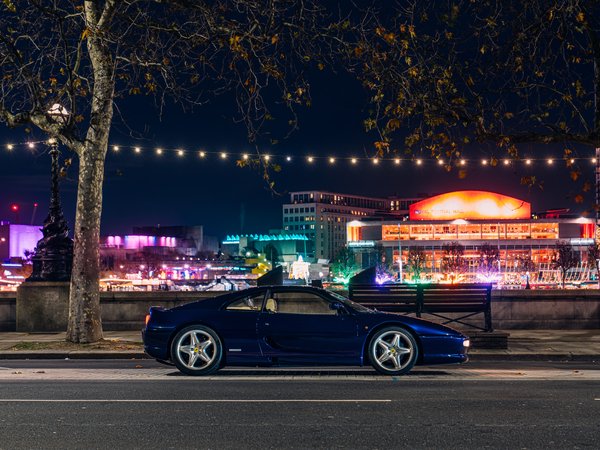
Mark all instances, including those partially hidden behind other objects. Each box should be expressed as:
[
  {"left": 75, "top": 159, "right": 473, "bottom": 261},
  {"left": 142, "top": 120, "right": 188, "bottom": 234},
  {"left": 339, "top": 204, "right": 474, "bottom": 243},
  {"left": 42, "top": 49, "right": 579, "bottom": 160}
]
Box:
[{"left": 0, "top": 71, "right": 595, "bottom": 238}]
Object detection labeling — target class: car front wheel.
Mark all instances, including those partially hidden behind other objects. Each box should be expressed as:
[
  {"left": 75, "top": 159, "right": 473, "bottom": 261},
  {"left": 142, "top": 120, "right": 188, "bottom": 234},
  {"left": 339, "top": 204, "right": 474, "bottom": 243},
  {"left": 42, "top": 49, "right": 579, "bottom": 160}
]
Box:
[
  {"left": 368, "top": 327, "right": 418, "bottom": 376},
  {"left": 171, "top": 325, "right": 223, "bottom": 376}
]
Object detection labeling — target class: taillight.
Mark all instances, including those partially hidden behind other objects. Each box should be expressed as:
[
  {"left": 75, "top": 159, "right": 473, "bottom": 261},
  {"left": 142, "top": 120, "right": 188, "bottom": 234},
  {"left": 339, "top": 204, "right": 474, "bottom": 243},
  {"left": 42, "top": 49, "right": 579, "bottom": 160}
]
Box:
[{"left": 145, "top": 314, "right": 151, "bottom": 327}]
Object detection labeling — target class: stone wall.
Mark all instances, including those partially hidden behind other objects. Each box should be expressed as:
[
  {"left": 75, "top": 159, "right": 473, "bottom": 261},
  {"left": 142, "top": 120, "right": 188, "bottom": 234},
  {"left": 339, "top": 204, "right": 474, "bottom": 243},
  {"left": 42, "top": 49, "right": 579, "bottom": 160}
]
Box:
[
  {"left": 100, "top": 291, "right": 215, "bottom": 330},
  {"left": 0, "top": 288, "right": 599, "bottom": 331},
  {"left": 0, "top": 292, "right": 16, "bottom": 331},
  {"left": 491, "top": 289, "right": 600, "bottom": 329}
]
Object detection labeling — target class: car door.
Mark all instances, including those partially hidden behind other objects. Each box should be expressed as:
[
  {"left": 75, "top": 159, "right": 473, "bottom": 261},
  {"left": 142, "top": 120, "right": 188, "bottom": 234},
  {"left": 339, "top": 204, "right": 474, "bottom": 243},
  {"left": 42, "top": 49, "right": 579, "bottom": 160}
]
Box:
[
  {"left": 220, "top": 290, "right": 266, "bottom": 361},
  {"left": 256, "top": 288, "right": 360, "bottom": 363}
]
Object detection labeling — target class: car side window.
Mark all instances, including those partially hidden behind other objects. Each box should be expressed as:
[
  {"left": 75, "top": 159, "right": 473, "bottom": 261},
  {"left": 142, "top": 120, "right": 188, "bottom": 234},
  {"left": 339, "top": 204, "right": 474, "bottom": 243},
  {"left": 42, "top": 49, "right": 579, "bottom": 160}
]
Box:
[
  {"left": 226, "top": 293, "right": 264, "bottom": 311},
  {"left": 266, "top": 291, "right": 336, "bottom": 315}
]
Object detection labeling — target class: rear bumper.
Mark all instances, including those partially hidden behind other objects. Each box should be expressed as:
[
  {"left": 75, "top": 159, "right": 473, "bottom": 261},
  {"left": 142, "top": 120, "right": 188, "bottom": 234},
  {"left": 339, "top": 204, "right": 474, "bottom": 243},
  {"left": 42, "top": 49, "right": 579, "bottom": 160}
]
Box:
[{"left": 142, "top": 328, "right": 172, "bottom": 361}]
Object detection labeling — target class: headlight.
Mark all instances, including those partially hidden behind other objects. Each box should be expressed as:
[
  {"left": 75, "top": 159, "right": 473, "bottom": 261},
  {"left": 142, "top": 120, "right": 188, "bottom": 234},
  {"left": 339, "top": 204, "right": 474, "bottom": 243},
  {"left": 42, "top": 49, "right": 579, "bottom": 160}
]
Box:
[{"left": 463, "top": 339, "right": 470, "bottom": 348}]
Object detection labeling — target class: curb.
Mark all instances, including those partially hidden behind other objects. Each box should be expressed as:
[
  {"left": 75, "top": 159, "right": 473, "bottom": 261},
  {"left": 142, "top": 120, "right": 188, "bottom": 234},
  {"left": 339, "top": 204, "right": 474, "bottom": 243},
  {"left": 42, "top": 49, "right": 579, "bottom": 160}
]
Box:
[
  {"left": 0, "top": 351, "right": 150, "bottom": 360},
  {"left": 468, "top": 353, "right": 600, "bottom": 362}
]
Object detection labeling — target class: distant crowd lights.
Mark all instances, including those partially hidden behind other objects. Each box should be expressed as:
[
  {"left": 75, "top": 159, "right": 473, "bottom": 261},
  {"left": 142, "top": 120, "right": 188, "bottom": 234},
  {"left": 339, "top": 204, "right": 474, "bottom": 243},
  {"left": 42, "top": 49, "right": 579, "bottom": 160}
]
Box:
[{"left": 3, "top": 140, "right": 600, "bottom": 168}]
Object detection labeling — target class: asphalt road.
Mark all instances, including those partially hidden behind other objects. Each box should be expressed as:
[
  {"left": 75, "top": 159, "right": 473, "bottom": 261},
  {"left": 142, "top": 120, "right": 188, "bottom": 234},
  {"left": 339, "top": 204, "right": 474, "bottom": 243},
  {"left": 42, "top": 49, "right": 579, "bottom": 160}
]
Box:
[{"left": 0, "top": 360, "right": 599, "bottom": 449}]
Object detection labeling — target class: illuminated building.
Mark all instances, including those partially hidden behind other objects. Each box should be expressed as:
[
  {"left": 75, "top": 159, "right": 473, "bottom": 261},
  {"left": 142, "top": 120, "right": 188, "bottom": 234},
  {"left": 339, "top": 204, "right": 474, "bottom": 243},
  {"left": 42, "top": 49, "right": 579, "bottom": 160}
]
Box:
[
  {"left": 283, "top": 191, "right": 422, "bottom": 261},
  {"left": 222, "top": 233, "right": 310, "bottom": 264},
  {"left": 0, "top": 222, "right": 43, "bottom": 261},
  {"left": 346, "top": 191, "right": 596, "bottom": 285}
]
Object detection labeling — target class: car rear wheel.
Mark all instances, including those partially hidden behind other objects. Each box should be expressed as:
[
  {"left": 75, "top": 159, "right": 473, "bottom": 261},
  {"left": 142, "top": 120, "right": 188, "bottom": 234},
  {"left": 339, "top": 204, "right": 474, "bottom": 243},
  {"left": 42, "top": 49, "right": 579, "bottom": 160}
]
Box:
[
  {"left": 368, "top": 327, "right": 418, "bottom": 376},
  {"left": 171, "top": 325, "right": 223, "bottom": 376}
]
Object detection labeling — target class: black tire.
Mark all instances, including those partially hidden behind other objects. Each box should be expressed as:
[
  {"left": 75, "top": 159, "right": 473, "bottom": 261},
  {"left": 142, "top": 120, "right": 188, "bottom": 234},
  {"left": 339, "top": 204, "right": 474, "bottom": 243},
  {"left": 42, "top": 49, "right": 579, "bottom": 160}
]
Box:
[
  {"left": 368, "top": 326, "right": 418, "bottom": 376},
  {"left": 170, "top": 325, "right": 223, "bottom": 376}
]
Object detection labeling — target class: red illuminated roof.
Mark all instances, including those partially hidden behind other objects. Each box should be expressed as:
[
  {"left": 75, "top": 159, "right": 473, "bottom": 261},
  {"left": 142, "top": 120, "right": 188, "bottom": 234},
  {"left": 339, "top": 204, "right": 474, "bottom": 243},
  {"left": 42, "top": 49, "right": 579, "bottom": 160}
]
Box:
[{"left": 409, "top": 191, "right": 531, "bottom": 221}]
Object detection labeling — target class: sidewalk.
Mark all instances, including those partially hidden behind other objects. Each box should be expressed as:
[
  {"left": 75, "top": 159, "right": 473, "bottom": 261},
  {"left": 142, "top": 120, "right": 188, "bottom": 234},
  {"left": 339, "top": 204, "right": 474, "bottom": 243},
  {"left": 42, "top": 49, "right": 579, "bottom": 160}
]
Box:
[{"left": 0, "top": 330, "right": 598, "bottom": 361}]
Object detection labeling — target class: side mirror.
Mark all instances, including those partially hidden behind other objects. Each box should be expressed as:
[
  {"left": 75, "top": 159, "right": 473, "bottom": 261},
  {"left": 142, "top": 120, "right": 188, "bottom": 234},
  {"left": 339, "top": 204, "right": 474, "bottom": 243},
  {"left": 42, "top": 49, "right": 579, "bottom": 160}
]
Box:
[{"left": 329, "top": 302, "right": 346, "bottom": 314}]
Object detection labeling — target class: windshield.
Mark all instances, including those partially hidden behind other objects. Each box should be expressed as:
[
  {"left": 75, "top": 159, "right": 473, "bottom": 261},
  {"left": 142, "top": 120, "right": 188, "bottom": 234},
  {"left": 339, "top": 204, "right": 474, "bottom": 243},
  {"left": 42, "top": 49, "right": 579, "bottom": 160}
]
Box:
[{"left": 328, "top": 291, "right": 374, "bottom": 313}]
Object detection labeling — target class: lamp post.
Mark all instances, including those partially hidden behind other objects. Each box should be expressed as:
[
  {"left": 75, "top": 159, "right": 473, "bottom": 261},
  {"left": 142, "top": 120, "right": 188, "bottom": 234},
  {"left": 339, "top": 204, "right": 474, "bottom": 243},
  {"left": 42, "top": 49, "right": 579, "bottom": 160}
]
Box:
[
  {"left": 27, "top": 104, "right": 73, "bottom": 282},
  {"left": 397, "top": 223, "right": 403, "bottom": 283}
]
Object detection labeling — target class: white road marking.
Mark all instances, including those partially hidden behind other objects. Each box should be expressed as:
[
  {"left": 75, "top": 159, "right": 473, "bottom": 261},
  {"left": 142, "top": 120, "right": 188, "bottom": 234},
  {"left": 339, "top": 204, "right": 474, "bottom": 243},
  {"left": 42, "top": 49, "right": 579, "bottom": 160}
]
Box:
[{"left": 0, "top": 399, "right": 391, "bottom": 403}]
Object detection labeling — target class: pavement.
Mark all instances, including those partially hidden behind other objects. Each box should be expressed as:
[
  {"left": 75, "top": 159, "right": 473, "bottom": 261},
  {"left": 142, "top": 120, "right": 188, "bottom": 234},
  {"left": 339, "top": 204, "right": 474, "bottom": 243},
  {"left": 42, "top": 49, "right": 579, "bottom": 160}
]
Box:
[{"left": 0, "top": 329, "right": 598, "bottom": 361}]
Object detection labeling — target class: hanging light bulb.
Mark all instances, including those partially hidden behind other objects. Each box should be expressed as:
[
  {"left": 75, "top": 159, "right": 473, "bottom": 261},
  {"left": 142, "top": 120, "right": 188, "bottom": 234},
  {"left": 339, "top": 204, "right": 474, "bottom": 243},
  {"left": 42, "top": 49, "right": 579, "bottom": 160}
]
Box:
[
  {"left": 394, "top": 158, "right": 400, "bottom": 165},
  {"left": 437, "top": 159, "right": 444, "bottom": 165},
  {"left": 503, "top": 159, "right": 510, "bottom": 166},
  {"left": 177, "top": 149, "right": 184, "bottom": 157},
  {"left": 134, "top": 147, "right": 141, "bottom": 154},
  {"left": 329, "top": 157, "right": 335, "bottom": 164},
  {"left": 286, "top": 156, "right": 292, "bottom": 162},
  {"left": 156, "top": 148, "right": 163, "bottom": 155},
  {"left": 307, "top": 156, "right": 314, "bottom": 163},
  {"left": 351, "top": 158, "right": 357, "bottom": 164},
  {"left": 199, "top": 151, "right": 206, "bottom": 158},
  {"left": 242, "top": 153, "right": 249, "bottom": 160},
  {"left": 416, "top": 159, "right": 422, "bottom": 165},
  {"left": 547, "top": 158, "right": 554, "bottom": 165},
  {"left": 6, "top": 144, "right": 14, "bottom": 151},
  {"left": 460, "top": 159, "right": 466, "bottom": 166},
  {"left": 113, "top": 145, "right": 119, "bottom": 152},
  {"left": 220, "top": 152, "right": 227, "bottom": 159},
  {"left": 482, "top": 159, "right": 488, "bottom": 166},
  {"left": 525, "top": 159, "right": 532, "bottom": 165}
]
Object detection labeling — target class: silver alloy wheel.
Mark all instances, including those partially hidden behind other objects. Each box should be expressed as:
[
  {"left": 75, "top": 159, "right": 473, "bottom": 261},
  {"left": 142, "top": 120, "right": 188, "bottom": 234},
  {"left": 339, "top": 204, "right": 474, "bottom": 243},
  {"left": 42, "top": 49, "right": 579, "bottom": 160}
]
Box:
[
  {"left": 175, "top": 329, "right": 216, "bottom": 370},
  {"left": 372, "top": 330, "right": 414, "bottom": 372}
]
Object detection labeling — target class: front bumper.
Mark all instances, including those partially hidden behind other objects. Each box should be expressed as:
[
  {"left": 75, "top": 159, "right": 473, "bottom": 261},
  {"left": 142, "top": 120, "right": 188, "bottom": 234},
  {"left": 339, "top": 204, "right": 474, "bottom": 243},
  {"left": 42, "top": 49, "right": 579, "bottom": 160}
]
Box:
[{"left": 419, "top": 335, "right": 469, "bottom": 365}]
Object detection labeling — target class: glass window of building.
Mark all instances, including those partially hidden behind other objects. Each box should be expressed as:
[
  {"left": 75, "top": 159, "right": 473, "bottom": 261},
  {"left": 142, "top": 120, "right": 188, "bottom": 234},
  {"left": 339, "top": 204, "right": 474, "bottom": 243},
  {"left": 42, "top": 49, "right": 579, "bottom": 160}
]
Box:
[
  {"left": 432, "top": 224, "right": 458, "bottom": 240},
  {"left": 457, "top": 224, "right": 481, "bottom": 240},
  {"left": 506, "top": 223, "right": 531, "bottom": 239},
  {"left": 531, "top": 223, "right": 559, "bottom": 239},
  {"left": 409, "top": 225, "right": 434, "bottom": 240}
]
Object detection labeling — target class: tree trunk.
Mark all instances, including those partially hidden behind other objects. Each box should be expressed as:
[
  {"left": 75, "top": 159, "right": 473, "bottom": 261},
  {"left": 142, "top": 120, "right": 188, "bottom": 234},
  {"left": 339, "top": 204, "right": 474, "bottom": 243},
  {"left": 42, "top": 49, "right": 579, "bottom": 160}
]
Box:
[
  {"left": 66, "top": 146, "right": 106, "bottom": 343},
  {"left": 66, "top": 15, "right": 114, "bottom": 342}
]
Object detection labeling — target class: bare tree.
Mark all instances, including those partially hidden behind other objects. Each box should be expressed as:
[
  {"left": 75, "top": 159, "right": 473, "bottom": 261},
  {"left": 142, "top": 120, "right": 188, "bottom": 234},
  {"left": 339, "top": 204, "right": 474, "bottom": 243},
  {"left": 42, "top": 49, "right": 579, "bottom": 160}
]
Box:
[
  {"left": 552, "top": 241, "right": 579, "bottom": 288},
  {"left": 587, "top": 242, "right": 600, "bottom": 287},
  {"left": 330, "top": 247, "right": 359, "bottom": 283},
  {"left": 477, "top": 243, "right": 500, "bottom": 281},
  {"left": 0, "top": 1, "right": 359, "bottom": 342},
  {"left": 406, "top": 247, "right": 426, "bottom": 282},
  {"left": 441, "top": 242, "right": 467, "bottom": 284}
]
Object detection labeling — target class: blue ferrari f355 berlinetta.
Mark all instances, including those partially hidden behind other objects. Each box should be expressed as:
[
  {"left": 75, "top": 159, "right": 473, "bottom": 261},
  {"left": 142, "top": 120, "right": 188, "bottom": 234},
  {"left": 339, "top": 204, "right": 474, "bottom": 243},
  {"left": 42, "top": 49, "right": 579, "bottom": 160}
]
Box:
[{"left": 142, "top": 286, "right": 470, "bottom": 376}]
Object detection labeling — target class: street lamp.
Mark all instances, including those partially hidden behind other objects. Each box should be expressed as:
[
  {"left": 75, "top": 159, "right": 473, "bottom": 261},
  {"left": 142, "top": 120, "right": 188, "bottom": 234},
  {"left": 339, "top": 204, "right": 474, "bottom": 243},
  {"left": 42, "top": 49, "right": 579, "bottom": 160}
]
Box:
[
  {"left": 27, "top": 104, "right": 73, "bottom": 282},
  {"left": 397, "top": 223, "right": 403, "bottom": 283}
]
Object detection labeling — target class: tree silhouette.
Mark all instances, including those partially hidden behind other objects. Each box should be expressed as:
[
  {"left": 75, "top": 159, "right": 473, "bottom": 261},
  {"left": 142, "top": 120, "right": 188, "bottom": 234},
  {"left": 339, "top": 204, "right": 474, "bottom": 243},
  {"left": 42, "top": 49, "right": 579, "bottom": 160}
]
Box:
[
  {"left": 406, "top": 248, "right": 426, "bottom": 282},
  {"left": 552, "top": 241, "right": 579, "bottom": 288},
  {"left": 441, "top": 242, "right": 467, "bottom": 284}
]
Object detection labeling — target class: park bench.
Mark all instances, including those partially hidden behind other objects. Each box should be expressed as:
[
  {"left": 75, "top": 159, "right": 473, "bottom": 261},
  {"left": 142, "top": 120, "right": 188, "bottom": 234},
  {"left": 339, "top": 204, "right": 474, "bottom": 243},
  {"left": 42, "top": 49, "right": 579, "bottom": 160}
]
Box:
[{"left": 348, "top": 282, "right": 493, "bottom": 332}]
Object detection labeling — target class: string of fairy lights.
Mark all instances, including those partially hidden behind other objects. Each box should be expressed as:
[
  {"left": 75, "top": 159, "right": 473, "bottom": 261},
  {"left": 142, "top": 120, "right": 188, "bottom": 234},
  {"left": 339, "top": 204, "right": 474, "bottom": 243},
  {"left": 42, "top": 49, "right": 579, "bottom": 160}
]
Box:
[{"left": 3, "top": 139, "right": 598, "bottom": 168}]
